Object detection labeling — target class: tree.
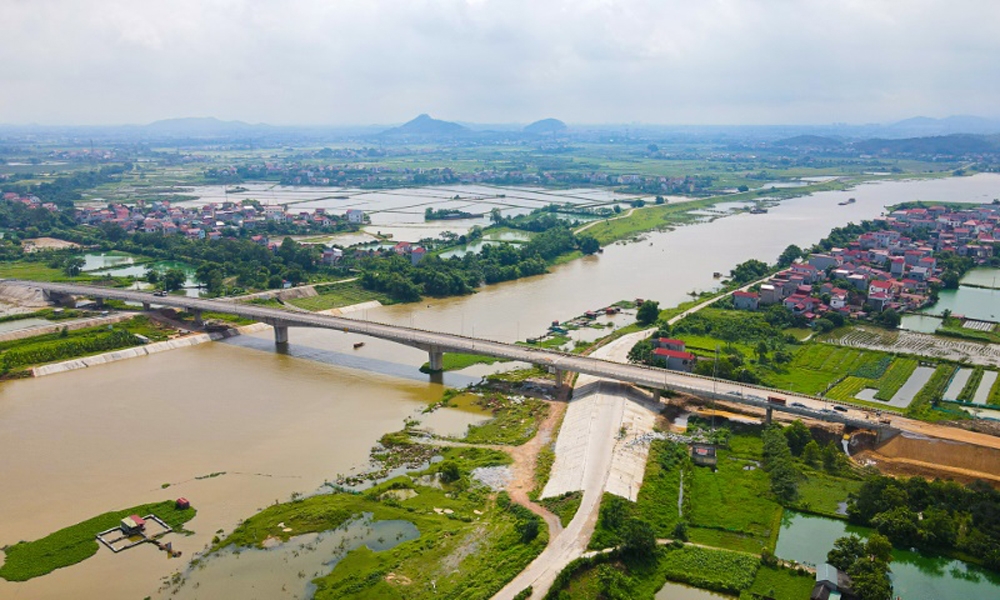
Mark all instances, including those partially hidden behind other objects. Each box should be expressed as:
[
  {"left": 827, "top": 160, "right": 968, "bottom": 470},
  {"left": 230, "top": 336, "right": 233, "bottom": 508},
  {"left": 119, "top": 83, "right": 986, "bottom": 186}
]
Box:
[
  {"left": 578, "top": 235, "right": 600, "bottom": 255},
  {"left": 802, "top": 440, "right": 822, "bottom": 467},
  {"left": 876, "top": 309, "right": 901, "bottom": 329},
  {"left": 848, "top": 558, "right": 893, "bottom": 600},
  {"left": 163, "top": 268, "right": 187, "bottom": 292},
  {"left": 636, "top": 300, "right": 660, "bottom": 326},
  {"left": 827, "top": 535, "right": 866, "bottom": 571},
  {"left": 621, "top": 518, "right": 657, "bottom": 559},
  {"left": 822, "top": 441, "right": 845, "bottom": 474},
  {"left": 439, "top": 460, "right": 461, "bottom": 483},
  {"left": 655, "top": 195, "right": 665, "bottom": 205},
  {"left": 628, "top": 339, "right": 653, "bottom": 364},
  {"left": 777, "top": 244, "right": 802, "bottom": 267},
  {"left": 941, "top": 270, "right": 960, "bottom": 289},
  {"left": 62, "top": 256, "right": 85, "bottom": 276},
  {"left": 737, "top": 185, "right": 750, "bottom": 192},
  {"left": 783, "top": 420, "right": 813, "bottom": 456},
  {"left": 613, "top": 205, "right": 622, "bottom": 214}
]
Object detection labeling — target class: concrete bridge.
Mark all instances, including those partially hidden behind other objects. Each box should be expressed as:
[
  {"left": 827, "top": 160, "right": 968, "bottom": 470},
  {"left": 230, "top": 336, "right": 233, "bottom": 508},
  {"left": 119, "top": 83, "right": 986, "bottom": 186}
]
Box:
[{"left": 2, "top": 279, "right": 895, "bottom": 435}]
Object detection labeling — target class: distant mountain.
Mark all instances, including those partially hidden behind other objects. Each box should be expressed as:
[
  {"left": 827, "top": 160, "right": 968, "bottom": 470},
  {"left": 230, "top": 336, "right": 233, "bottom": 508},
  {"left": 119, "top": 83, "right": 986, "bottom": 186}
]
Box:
[
  {"left": 524, "top": 118, "right": 567, "bottom": 135},
  {"left": 854, "top": 134, "right": 1000, "bottom": 156},
  {"left": 142, "top": 117, "right": 265, "bottom": 135},
  {"left": 772, "top": 135, "right": 844, "bottom": 149},
  {"left": 888, "top": 115, "right": 1000, "bottom": 136},
  {"left": 380, "top": 114, "right": 468, "bottom": 137}
]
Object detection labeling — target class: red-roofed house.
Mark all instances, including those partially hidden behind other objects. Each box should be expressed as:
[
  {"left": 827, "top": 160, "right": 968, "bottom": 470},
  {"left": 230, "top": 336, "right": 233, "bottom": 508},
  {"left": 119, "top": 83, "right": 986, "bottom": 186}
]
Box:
[
  {"left": 653, "top": 348, "right": 696, "bottom": 372},
  {"left": 653, "top": 338, "right": 687, "bottom": 352},
  {"left": 733, "top": 290, "right": 759, "bottom": 311}
]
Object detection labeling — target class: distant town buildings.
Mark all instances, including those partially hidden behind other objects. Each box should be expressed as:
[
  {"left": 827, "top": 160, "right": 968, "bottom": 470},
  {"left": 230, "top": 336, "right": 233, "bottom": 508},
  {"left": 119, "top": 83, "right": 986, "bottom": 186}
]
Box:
[{"left": 733, "top": 203, "right": 999, "bottom": 321}]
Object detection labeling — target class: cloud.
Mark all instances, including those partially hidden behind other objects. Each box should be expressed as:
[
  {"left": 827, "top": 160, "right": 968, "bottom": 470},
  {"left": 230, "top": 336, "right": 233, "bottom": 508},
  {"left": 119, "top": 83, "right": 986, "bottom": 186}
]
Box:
[{"left": 0, "top": 0, "right": 997, "bottom": 125}]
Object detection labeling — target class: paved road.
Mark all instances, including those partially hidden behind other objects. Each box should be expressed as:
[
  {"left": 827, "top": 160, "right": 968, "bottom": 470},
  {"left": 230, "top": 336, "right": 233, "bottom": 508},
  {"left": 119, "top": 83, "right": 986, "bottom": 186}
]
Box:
[{"left": 494, "top": 331, "right": 650, "bottom": 600}]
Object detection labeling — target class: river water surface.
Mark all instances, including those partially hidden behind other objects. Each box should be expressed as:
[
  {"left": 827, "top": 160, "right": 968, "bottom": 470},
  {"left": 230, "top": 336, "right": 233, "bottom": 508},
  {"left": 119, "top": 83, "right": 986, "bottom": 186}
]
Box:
[{"left": 1, "top": 174, "right": 999, "bottom": 598}]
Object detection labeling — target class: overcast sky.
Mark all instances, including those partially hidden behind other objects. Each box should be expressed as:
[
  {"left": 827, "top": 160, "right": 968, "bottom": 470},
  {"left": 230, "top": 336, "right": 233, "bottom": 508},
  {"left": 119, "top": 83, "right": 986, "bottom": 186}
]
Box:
[{"left": 1, "top": 0, "right": 998, "bottom": 126}]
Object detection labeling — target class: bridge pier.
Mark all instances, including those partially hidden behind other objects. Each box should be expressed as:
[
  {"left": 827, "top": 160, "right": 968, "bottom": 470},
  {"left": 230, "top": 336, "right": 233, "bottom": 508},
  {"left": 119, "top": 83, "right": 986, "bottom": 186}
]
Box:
[
  {"left": 765, "top": 407, "right": 773, "bottom": 426},
  {"left": 142, "top": 302, "right": 151, "bottom": 311},
  {"left": 427, "top": 348, "right": 444, "bottom": 372},
  {"left": 652, "top": 389, "right": 661, "bottom": 402},
  {"left": 192, "top": 309, "right": 203, "bottom": 326},
  {"left": 274, "top": 324, "right": 289, "bottom": 345},
  {"left": 554, "top": 368, "right": 566, "bottom": 389},
  {"left": 95, "top": 297, "right": 104, "bottom": 308}
]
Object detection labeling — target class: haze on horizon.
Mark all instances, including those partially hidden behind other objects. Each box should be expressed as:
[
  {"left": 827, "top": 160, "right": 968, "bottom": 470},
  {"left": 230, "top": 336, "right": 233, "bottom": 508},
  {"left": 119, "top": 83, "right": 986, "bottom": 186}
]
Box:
[{"left": 1, "top": 0, "right": 998, "bottom": 127}]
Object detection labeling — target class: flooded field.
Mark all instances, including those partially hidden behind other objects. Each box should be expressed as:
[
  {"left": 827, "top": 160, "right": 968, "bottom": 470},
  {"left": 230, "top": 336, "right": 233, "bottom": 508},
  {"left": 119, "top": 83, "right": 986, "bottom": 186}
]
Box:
[{"left": 162, "top": 515, "right": 419, "bottom": 599}]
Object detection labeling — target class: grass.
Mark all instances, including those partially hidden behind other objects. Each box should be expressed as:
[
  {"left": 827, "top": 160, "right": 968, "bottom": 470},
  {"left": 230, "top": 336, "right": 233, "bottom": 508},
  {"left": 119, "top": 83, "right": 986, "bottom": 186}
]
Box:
[
  {"left": 766, "top": 345, "right": 876, "bottom": 396},
  {"left": 420, "top": 352, "right": 504, "bottom": 373},
  {"left": 790, "top": 470, "right": 862, "bottom": 518},
  {"left": 742, "top": 565, "right": 816, "bottom": 600},
  {"left": 459, "top": 395, "right": 549, "bottom": 446},
  {"left": 685, "top": 441, "right": 782, "bottom": 552},
  {"left": 0, "top": 260, "right": 96, "bottom": 282},
  {"left": 907, "top": 363, "right": 958, "bottom": 419},
  {"left": 530, "top": 444, "right": 557, "bottom": 501},
  {"left": 0, "top": 500, "right": 196, "bottom": 582},
  {"left": 958, "top": 368, "right": 985, "bottom": 403},
  {"left": 517, "top": 334, "right": 571, "bottom": 350},
  {"left": 634, "top": 441, "right": 686, "bottom": 538},
  {"left": 211, "top": 447, "right": 545, "bottom": 600},
  {"left": 0, "top": 315, "right": 173, "bottom": 371},
  {"left": 990, "top": 372, "right": 1000, "bottom": 406},
  {"left": 823, "top": 357, "right": 918, "bottom": 404},
  {"left": 658, "top": 545, "right": 761, "bottom": 595},
  {"left": 540, "top": 491, "right": 583, "bottom": 527},
  {"left": 287, "top": 281, "right": 392, "bottom": 311}
]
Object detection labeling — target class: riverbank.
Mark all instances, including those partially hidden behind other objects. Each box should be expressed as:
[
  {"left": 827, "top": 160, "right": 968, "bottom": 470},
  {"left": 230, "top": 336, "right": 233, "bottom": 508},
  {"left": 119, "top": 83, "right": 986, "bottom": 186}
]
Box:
[{"left": 30, "top": 323, "right": 271, "bottom": 377}]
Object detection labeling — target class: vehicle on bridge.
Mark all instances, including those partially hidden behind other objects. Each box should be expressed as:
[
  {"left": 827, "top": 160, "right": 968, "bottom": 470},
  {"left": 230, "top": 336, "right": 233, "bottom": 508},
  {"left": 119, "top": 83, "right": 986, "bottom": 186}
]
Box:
[{"left": 767, "top": 395, "right": 787, "bottom": 406}]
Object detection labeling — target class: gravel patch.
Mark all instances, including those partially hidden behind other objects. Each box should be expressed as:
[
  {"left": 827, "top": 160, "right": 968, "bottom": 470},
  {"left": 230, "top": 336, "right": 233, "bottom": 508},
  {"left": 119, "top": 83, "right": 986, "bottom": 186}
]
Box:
[{"left": 471, "top": 466, "right": 512, "bottom": 491}]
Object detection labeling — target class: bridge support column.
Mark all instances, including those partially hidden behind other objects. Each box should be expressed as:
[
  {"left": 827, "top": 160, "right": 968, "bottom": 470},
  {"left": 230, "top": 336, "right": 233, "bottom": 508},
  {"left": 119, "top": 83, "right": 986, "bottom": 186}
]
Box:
[
  {"left": 142, "top": 302, "right": 151, "bottom": 311},
  {"left": 428, "top": 348, "right": 444, "bottom": 372},
  {"left": 95, "top": 297, "right": 104, "bottom": 308},
  {"left": 274, "top": 324, "right": 289, "bottom": 345},
  {"left": 554, "top": 369, "right": 566, "bottom": 389},
  {"left": 765, "top": 407, "right": 773, "bottom": 426},
  {"left": 652, "top": 389, "right": 662, "bottom": 402},
  {"left": 192, "top": 309, "right": 203, "bottom": 327}
]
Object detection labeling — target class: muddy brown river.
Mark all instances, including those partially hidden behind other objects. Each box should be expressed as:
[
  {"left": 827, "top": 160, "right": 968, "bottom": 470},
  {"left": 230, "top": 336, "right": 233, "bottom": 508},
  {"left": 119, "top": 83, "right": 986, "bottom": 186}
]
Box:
[{"left": 1, "top": 174, "right": 998, "bottom": 598}]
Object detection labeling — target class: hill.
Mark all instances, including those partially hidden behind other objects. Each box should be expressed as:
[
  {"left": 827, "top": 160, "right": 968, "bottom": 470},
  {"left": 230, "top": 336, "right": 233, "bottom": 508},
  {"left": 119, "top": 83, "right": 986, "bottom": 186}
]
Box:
[
  {"left": 380, "top": 114, "right": 468, "bottom": 137},
  {"left": 854, "top": 134, "right": 1000, "bottom": 156},
  {"left": 524, "top": 118, "right": 567, "bottom": 135},
  {"left": 772, "top": 135, "right": 844, "bottom": 149},
  {"left": 142, "top": 117, "right": 262, "bottom": 135}
]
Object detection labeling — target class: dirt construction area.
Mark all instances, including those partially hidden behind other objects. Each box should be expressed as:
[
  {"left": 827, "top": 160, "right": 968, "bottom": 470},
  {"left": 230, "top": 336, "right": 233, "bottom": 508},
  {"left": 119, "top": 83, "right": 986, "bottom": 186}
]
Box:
[{"left": 857, "top": 432, "right": 1000, "bottom": 485}]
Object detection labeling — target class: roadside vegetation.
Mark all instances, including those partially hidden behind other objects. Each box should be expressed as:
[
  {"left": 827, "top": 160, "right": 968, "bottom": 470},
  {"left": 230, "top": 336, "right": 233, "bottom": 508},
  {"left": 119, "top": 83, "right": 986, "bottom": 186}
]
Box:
[{"left": 0, "top": 500, "right": 196, "bottom": 582}]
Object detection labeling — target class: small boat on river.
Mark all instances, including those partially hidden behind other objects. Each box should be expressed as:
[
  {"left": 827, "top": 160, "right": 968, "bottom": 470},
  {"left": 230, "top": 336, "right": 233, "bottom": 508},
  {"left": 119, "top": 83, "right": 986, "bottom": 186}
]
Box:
[{"left": 353, "top": 342, "right": 365, "bottom": 349}]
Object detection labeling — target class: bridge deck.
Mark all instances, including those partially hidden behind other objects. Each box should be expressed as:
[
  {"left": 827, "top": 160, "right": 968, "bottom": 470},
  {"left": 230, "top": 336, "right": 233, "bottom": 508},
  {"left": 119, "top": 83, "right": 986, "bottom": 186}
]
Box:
[{"left": 2, "top": 279, "right": 888, "bottom": 431}]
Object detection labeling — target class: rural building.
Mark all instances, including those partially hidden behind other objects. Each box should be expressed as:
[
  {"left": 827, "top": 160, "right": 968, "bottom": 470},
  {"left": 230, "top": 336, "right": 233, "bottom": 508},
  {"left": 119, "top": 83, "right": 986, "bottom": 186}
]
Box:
[
  {"left": 690, "top": 443, "right": 717, "bottom": 468},
  {"left": 175, "top": 498, "right": 190, "bottom": 510},
  {"left": 811, "top": 563, "right": 858, "bottom": 600},
  {"left": 653, "top": 338, "right": 687, "bottom": 352},
  {"left": 346, "top": 209, "right": 366, "bottom": 224},
  {"left": 653, "top": 348, "right": 696, "bottom": 372},
  {"left": 732, "top": 290, "right": 759, "bottom": 311},
  {"left": 120, "top": 515, "right": 146, "bottom": 535}
]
